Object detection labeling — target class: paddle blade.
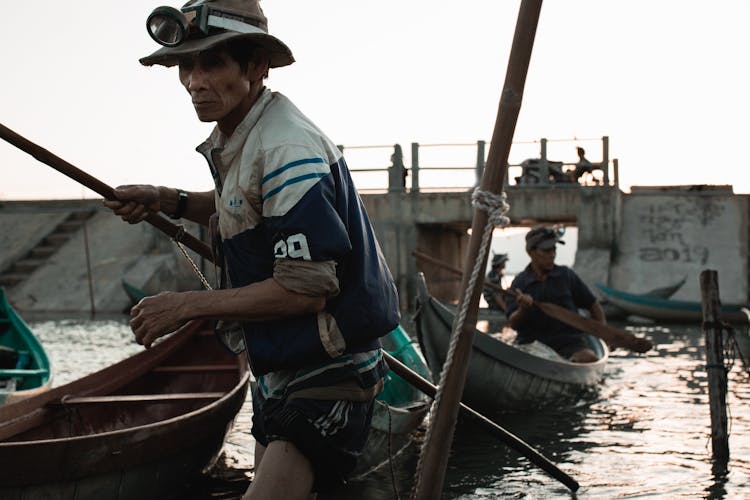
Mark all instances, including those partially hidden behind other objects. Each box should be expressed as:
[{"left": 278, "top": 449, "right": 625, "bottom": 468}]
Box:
[{"left": 535, "top": 301, "right": 653, "bottom": 353}]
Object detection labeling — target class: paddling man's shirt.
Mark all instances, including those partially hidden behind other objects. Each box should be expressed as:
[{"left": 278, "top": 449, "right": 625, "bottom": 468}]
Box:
[
  {"left": 196, "top": 88, "right": 397, "bottom": 398},
  {"left": 505, "top": 264, "right": 596, "bottom": 353}
]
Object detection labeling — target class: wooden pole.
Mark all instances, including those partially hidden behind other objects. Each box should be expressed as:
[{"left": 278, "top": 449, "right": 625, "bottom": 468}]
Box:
[
  {"left": 699, "top": 270, "right": 729, "bottom": 463},
  {"left": 412, "top": 2, "right": 544, "bottom": 498},
  {"left": 0, "top": 122, "right": 213, "bottom": 262},
  {"left": 81, "top": 196, "right": 96, "bottom": 318}
]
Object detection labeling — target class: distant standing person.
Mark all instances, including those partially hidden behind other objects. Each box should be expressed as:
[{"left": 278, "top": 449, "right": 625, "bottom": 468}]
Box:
[
  {"left": 504, "top": 226, "right": 605, "bottom": 363},
  {"left": 483, "top": 253, "right": 509, "bottom": 312}
]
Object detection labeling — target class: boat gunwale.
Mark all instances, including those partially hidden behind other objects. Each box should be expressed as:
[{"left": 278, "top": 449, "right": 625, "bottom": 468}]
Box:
[
  {"left": 423, "top": 295, "right": 609, "bottom": 384},
  {"left": 0, "top": 319, "right": 247, "bottom": 442},
  {"left": 596, "top": 282, "right": 747, "bottom": 322},
  {"left": 1, "top": 367, "right": 249, "bottom": 448},
  {"left": 0, "top": 288, "right": 53, "bottom": 395}
]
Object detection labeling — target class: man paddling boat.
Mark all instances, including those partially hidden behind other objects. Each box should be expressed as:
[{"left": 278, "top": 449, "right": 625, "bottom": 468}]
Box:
[
  {"left": 104, "top": 1, "right": 399, "bottom": 497},
  {"left": 505, "top": 226, "right": 605, "bottom": 363}
]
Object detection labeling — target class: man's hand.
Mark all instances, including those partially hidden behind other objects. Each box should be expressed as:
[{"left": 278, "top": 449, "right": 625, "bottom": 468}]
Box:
[
  {"left": 130, "top": 291, "right": 189, "bottom": 348},
  {"left": 103, "top": 184, "right": 161, "bottom": 224},
  {"left": 515, "top": 289, "right": 534, "bottom": 310}
]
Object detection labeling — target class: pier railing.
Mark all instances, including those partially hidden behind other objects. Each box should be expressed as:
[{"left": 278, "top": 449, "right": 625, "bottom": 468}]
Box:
[{"left": 339, "top": 136, "right": 618, "bottom": 193}]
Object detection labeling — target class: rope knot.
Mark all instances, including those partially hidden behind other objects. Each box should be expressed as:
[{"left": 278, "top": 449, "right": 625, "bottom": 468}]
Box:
[{"left": 472, "top": 188, "right": 510, "bottom": 228}]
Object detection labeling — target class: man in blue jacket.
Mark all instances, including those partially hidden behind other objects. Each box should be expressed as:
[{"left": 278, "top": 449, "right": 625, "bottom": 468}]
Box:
[{"left": 104, "top": 1, "right": 399, "bottom": 497}]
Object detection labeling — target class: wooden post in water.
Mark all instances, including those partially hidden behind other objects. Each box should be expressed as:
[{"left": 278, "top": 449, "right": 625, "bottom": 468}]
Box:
[
  {"left": 699, "top": 270, "right": 729, "bottom": 463},
  {"left": 411, "top": 1, "right": 544, "bottom": 498}
]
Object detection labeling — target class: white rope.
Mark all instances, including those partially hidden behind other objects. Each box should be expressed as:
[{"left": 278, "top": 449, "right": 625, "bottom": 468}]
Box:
[
  {"left": 172, "top": 225, "right": 214, "bottom": 291},
  {"left": 412, "top": 188, "right": 510, "bottom": 496}
]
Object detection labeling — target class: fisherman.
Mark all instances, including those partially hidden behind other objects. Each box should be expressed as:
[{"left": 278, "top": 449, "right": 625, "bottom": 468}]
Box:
[
  {"left": 504, "top": 226, "right": 605, "bottom": 363},
  {"left": 103, "top": 1, "right": 399, "bottom": 497},
  {"left": 483, "top": 252, "right": 509, "bottom": 312}
]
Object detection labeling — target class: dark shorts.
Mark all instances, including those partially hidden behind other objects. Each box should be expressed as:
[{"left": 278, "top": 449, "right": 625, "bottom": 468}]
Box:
[
  {"left": 542, "top": 333, "right": 590, "bottom": 359},
  {"left": 251, "top": 384, "right": 375, "bottom": 493}
]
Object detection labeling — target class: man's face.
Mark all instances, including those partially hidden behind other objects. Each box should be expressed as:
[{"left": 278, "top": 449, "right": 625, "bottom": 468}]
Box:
[
  {"left": 178, "top": 48, "right": 256, "bottom": 131},
  {"left": 528, "top": 245, "right": 556, "bottom": 273}
]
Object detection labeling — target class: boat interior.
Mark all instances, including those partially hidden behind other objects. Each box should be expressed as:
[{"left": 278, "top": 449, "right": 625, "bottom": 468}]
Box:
[{"left": 0, "top": 329, "right": 243, "bottom": 442}]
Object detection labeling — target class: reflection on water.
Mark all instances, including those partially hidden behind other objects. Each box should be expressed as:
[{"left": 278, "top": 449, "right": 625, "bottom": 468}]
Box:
[{"left": 29, "top": 319, "right": 750, "bottom": 499}]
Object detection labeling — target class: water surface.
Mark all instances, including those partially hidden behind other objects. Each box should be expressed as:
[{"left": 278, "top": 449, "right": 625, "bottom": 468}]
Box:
[{"left": 30, "top": 318, "right": 750, "bottom": 499}]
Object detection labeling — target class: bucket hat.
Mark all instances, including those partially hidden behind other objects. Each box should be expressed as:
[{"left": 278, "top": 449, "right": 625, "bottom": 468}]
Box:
[
  {"left": 525, "top": 226, "right": 565, "bottom": 251},
  {"left": 491, "top": 253, "right": 509, "bottom": 267},
  {"left": 140, "top": 0, "right": 294, "bottom": 68}
]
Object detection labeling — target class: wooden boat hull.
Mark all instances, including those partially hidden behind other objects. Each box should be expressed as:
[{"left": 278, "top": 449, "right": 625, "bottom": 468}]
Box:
[
  {"left": 0, "top": 320, "right": 249, "bottom": 500},
  {"left": 443, "top": 302, "right": 507, "bottom": 329},
  {"left": 123, "top": 280, "right": 431, "bottom": 479},
  {"left": 0, "top": 288, "right": 52, "bottom": 405},
  {"left": 415, "top": 275, "right": 607, "bottom": 416},
  {"left": 596, "top": 283, "right": 747, "bottom": 323}
]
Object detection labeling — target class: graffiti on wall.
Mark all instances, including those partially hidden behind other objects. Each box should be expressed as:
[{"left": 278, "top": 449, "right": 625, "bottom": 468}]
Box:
[{"left": 636, "top": 197, "right": 725, "bottom": 265}]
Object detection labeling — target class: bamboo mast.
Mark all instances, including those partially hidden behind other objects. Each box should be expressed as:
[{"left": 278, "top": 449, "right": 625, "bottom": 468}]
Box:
[{"left": 412, "top": 1, "right": 544, "bottom": 498}]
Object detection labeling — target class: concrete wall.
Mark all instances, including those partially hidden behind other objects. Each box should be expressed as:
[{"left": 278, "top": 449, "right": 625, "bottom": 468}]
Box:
[
  {"left": 609, "top": 186, "right": 747, "bottom": 303},
  {"left": 0, "top": 202, "right": 208, "bottom": 315},
  {"left": 363, "top": 185, "right": 748, "bottom": 311},
  {"left": 0, "top": 210, "right": 70, "bottom": 272},
  {"left": 8, "top": 212, "right": 148, "bottom": 314},
  {"left": 2, "top": 184, "right": 746, "bottom": 316},
  {"left": 362, "top": 187, "right": 617, "bottom": 313},
  {"left": 572, "top": 187, "right": 620, "bottom": 294}
]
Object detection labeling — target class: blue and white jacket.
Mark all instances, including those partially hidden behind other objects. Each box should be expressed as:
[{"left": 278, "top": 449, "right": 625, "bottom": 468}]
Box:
[{"left": 196, "top": 89, "right": 400, "bottom": 376}]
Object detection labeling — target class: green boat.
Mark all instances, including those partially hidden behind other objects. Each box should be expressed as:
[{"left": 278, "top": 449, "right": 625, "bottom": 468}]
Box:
[
  {"left": 0, "top": 288, "right": 52, "bottom": 405},
  {"left": 353, "top": 325, "right": 432, "bottom": 477},
  {"left": 596, "top": 282, "right": 747, "bottom": 323}
]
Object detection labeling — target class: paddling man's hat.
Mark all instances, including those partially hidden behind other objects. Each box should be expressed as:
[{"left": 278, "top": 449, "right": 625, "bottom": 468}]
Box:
[
  {"left": 525, "top": 226, "right": 566, "bottom": 251},
  {"left": 140, "top": 0, "right": 294, "bottom": 68}
]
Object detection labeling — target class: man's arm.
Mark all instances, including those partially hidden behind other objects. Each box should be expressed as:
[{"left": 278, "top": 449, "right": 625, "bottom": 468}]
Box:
[
  {"left": 157, "top": 187, "right": 216, "bottom": 226},
  {"left": 130, "top": 278, "right": 326, "bottom": 347},
  {"left": 508, "top": 290, "right": 534, "bottom": 330},
  {"left": 103, "top": 185, "right": 216, "bottom": 226},
  {"left": 588, "top": 300, "right": 606, "bottom": 325}
]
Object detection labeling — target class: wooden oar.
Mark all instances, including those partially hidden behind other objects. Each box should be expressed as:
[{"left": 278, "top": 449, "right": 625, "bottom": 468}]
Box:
[
  {"left": 382, "top": 351, "right": 579, "bottom": 492},
  {"left": 0, "top": 122, "right": 213, "bottom": 262},
  {"left": 413, "top": 250, "right": 653, "bottom": 353}
]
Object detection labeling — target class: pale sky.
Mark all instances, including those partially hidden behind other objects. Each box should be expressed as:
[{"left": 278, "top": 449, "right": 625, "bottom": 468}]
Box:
[{"left": 2, "top": 1, "right": 749, "bottom": 200}]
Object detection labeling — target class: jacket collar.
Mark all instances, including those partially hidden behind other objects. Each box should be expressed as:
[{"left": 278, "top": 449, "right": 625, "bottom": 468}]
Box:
[{"left": 196, "top": 88, "right": 275, "bottom": 179}]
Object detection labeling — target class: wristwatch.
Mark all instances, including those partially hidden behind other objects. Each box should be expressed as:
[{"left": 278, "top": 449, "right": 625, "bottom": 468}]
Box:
[{"left": 168, "top": 189, "right": 188, "bottom": 220}]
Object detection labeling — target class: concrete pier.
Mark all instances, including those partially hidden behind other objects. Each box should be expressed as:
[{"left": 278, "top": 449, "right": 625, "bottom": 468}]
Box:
[
  {"left": 361, "top": 184, "right": 748, "bottom": 311},
  {"left": 0, "top": 200, "right": 207, "bottom": 316},
  {"left": 1, "top": 183, "right": 747, "bottom": 316}
]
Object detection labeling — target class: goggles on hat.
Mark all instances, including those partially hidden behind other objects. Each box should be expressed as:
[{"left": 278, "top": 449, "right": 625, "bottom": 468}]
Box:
[
  {"left": 147, "top": 0, "right": 264, "bottom": 47},
  {"left": 526, "top": 225, "right": 566, "bottom": 250},
  {"left": 529, "top": 226, "right": 565, "bottom": 238},
  {"left": 548, "top": 225, "right": 565, "bottom": 239}
]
